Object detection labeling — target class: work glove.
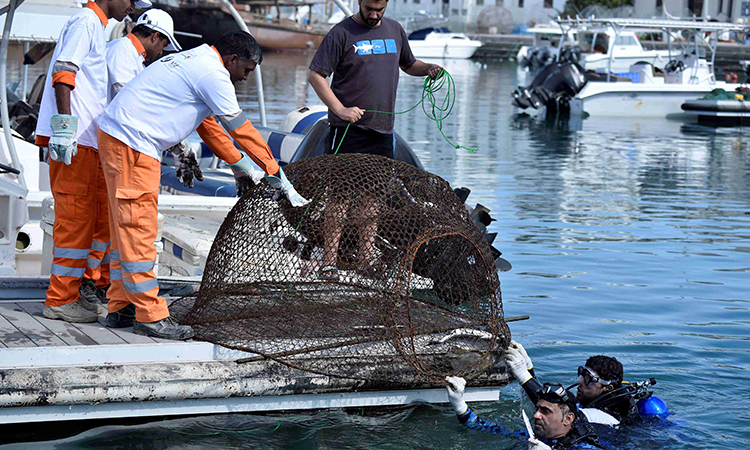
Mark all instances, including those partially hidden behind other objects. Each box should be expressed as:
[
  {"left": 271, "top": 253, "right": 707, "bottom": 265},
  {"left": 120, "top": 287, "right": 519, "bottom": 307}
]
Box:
[
  {"left": 445, "top": 376, "right": 468, "bottom": 415},
  {"left": 511, "top": 340, "right": 534, "bottom": 372},
  {"left": 527, "top": 437, "right": 552, "bottom": 450},
  {"left": 229, "top": 154, "right": 260, "bottom": 197},
  {"left": 504, "top": 347, "right": 532, "bottom": 385},
  {"left": 169, "top": 141, "right": 203, "bottom": 189},
  {"left": 49, "top": 114, "right": 77, "bottom": 165},
  {"left": 264, "top": 168, "right": 310, "bottom": 208}
]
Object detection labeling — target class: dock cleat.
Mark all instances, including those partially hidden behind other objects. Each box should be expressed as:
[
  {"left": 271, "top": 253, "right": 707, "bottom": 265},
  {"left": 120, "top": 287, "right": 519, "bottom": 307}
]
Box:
[
  {"left": 105, "top": 304, "right": 136, "bottom": 328},
  {"left": 78, "top": 279, "right": 106, "bottom": 314},
  {"left": 133, "top": 317, "right": 194, "bottom": 340},
  {"left": 43, "top": 301, "right": 99, "bottom": 323}
]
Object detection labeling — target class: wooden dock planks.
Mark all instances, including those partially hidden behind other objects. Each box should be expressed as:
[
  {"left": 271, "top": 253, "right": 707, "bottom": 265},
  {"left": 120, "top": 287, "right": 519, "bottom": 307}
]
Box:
[
  {"left": 0, "top": 301, "right": 165, "bottom": 347},
  {"left": 0, "top": 303, "right": 66, "bottom": 347}
]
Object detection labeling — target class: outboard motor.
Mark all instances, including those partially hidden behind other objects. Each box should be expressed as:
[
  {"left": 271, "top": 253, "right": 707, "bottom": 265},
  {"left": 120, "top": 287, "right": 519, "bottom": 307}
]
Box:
[{"left": 511, "top": 63, "right": 587, "bottom": 113}]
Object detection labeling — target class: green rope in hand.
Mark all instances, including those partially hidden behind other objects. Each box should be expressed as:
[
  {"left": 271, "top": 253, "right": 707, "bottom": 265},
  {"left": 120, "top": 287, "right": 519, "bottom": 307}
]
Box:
[{"left": 333, "top": 68, "right": 478, "bottom": 154}]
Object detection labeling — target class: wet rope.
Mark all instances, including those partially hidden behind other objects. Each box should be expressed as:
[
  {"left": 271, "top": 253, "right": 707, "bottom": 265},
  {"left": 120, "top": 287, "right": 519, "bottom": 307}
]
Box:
[{"left": 334, "top": 68, "right": 478, "bottom": 154}]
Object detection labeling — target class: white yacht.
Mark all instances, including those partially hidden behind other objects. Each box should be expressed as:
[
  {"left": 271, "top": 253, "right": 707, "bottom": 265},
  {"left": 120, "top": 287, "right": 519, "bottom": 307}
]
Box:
[{"left": 407, "top": 27, "right": 483, "bottom": 59}]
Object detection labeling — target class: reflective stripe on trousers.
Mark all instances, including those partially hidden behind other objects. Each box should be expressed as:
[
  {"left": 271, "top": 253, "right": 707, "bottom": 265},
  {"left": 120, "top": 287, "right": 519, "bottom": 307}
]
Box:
[
  {"left": 98, "top": 129, "right": 169, "bottom": 323},
  {"left": 46, "top": 146, "right": 105, "bottom": 307}
]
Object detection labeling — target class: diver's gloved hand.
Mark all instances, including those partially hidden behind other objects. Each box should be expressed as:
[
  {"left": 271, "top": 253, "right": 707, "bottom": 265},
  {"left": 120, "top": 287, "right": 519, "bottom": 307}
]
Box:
[
  {"left": 527, "top": 437, "right": 552, "bottom": 450},
  {"left": 504, "top": 347, "right": 532, "bottom": 385},
  {"left": 445, "top": 376, "right": 468, "bottom": 415},
  {"left": 49, "top": 114, "right": 78, "bottom": 165},
  {"left": 264, "top": 168, "right": 310, "bottom": 207},
  {"left": 511, "top": 340, "right": 534, "bottom": 372},
  {"left": 170, "top": 141, "right": 203, "bottom": 189},
  {"left": 229, "top": 154, "right": 259, "bottom": 197}
]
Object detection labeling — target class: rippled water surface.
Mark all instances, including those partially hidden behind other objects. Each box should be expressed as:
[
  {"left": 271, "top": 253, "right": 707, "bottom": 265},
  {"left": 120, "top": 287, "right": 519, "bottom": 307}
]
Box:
[{"left": 3, "top": 53, "right": 749, "bottom": 449}]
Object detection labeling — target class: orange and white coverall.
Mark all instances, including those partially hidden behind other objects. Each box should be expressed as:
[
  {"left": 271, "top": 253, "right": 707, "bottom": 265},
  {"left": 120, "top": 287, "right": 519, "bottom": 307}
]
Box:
[
  {"left": 34, "top": 2, "right": 110, "bottom": 307},
  {"left": 97, "top": 44, "right": 278, "bottom": 322}
]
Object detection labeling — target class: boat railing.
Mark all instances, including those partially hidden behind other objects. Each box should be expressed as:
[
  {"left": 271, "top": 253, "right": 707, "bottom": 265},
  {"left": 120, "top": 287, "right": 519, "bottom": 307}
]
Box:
[
  {"left": 556, "top": 17, "right": 746, "bottom": 83},
  {"left": 1, "top": 0, "right": 28, "bottom": 191}
]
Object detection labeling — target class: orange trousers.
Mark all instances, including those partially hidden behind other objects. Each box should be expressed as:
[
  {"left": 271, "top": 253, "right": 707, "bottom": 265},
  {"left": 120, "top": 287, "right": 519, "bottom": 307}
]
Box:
[
  {"left": 97, "top": 129, "right": 169, "bottom": 323},
  {"left": 46, "top": 145, "right": 110, "bottom": 307}
]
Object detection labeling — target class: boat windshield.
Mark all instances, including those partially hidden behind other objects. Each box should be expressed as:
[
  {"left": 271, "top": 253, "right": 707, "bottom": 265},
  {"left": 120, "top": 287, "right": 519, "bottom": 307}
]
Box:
[{"left": 580, "top": 31, "right": 609, "bottom": 54}]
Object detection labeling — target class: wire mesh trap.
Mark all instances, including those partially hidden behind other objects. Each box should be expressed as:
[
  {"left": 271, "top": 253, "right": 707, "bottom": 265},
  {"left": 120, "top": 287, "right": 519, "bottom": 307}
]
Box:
[{"left": 171, "top": 154, "right": 511, "bottom": 383}]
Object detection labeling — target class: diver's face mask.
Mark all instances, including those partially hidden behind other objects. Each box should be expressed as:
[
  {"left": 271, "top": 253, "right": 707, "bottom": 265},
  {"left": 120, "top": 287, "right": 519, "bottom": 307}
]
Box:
[
  {"left": 539, "top": 383, "right": 578, "bottom": 414},
  {"left": 578, "top": 366, "right": 613, "bottom": 387}
]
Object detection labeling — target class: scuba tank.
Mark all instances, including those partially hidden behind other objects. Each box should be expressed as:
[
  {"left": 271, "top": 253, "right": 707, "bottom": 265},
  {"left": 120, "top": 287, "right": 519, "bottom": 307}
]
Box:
[{"left": 587, "top": 377, "right": 669, "bottom": 420}]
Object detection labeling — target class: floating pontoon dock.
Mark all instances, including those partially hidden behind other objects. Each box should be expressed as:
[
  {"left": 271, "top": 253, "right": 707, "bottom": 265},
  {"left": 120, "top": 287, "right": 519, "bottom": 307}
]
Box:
[{"left": 0, "top": 277, "right": 512, "bottom": 425}]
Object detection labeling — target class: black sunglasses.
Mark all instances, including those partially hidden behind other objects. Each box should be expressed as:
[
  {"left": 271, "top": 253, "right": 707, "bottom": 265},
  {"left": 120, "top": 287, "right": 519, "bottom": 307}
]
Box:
[{"left": 578, "top": 366, "right": 613, "bottom": 386}]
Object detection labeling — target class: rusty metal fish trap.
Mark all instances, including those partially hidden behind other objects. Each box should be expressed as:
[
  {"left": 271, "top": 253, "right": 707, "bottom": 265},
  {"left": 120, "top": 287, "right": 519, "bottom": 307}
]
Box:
[{"left": 172, "top": 154, "right": 511, "bottom": 383}]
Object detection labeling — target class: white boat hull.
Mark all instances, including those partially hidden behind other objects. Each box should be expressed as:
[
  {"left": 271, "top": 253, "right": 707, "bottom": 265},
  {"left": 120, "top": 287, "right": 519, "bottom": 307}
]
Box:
[
  {"left": 582, "top": 51, "right": 677, "bottom": 72},
  {"left": 570, "top": 82, "right": 742, "bottom": 117},
  {"left": 409, "top": 41, "right": 482, "bottom": 59}
]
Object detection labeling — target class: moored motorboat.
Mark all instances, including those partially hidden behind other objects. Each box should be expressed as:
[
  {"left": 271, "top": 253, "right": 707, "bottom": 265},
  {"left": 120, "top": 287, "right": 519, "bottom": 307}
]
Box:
[{"left": 408, "top": 27, "right": 483, "bottom": 60}]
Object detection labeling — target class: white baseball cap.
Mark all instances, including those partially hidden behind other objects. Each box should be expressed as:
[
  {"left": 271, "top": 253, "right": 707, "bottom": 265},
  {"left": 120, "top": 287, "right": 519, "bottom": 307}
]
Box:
[{"left": 136, "top": 9, "right": 181, "bottom": 52}]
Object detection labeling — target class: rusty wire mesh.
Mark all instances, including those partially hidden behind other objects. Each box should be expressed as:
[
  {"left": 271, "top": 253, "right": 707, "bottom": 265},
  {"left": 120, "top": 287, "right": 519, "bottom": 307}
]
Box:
[{"left": 171, "top": 154, "right": 511, "bottom": 382}]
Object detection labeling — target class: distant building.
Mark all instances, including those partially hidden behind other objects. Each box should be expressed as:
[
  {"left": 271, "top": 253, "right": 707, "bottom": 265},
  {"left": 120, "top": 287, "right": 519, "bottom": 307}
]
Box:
[
  {"left": 388, "top": 0, "right": 566, "bottom": 31},
  {"left": 634, "top": 0, "right": 748, "bottom": 22}
]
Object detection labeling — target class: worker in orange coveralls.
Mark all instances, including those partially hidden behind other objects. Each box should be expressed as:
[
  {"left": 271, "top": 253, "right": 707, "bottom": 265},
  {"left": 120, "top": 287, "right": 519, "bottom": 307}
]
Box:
[
  {"left": 97, "top": 31, "right": 309, "bottom": 340},
  {"left": 34, "top": 0, "right": 152, "bottom": 324}
]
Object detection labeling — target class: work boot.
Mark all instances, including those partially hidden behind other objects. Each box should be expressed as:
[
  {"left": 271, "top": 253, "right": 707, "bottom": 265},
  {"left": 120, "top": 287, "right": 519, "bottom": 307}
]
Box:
[
  {"left": 105, "top": 303, "right": 136, "bottom": 328},
  {"left": 78, "top": 279, "right": 105, "bottom": 314},
  {"left": 43, "top": 302, "right": 99, "bottom": 323},
  {"left": 133, "top": 317, "right": 194, "bottom": 340},
  {"left": 96, "top": 284, "right": 110, "bottom": 304}
]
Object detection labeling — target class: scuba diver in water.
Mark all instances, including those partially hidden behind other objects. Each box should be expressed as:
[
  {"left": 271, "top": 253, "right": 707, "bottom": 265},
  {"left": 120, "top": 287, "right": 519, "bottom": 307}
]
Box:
[
  {"left": 446, "top": 376, "right": 612, "bottom": 449},
  {"left": 505, "top": 341, "right": 665, "bottom": 426}
]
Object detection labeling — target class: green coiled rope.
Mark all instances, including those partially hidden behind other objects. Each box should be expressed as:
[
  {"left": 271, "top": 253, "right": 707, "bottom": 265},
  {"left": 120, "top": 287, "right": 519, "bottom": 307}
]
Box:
[{"left": 333, "top": 68, "right": 478, "bottom": 154}]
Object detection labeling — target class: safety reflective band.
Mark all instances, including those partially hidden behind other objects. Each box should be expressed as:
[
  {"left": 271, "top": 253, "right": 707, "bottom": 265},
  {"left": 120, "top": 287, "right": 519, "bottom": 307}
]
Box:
[
  {"left": 101, "top": 253, "right": 111, "bottom": 264},
  {"left": 54, "top": 247, "right": 89, "bottom": 259},
  {"left": 121, "top": 260, "right": 155, "bottom": 273},
  {"left": 123, "top": 278, "right": 158, "bottom": 293},
  {"left": 218, "top": 111, "right": 245, "bottom": 131},
  {"left": 51, "top": 264, "right": 86, "bottom": 278},
  {"left": 91, "top": 240, "right": 109, "bottom": 252},
  {"left": 110, "top": 269, "right": 122, "bottom": 281},
  {"left": 87, "top": 256, "right": 102, "bottom": 269}
]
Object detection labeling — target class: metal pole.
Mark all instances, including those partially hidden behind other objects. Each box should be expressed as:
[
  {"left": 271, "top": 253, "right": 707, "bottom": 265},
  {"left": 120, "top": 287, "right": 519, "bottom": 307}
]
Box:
[
  {"left": 1, "top": 0, "right": 27, "bottom": 190},
  {"left": 330, "top": 0, "right": 354, "bottom": 16},
  {"left": 218, "top": 0, "right": 267, "bottom": 127},
  {"left": 21, "top": 41, "right": 28, "bottom": 101}
]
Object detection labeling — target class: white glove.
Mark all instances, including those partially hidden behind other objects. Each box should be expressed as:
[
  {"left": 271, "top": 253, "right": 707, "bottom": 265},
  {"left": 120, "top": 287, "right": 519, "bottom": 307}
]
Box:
[
  {"left": 445, "top": 376, "right": 468, "bottom": 415},
  {"left": 528, "top": 437, "right": 552, "bottom": 450},
  {"left": 264, "top": 168, "right": 310, "bottom": 208},
  {"left": 504, "top": 347, "right": 532, "bottom": 385},
  {"left": 229, "top": 154, "right": 259, "bottom": 197},
  {"left": 49, "top": 114, "right": 77, "bottom": 165},
  {"left": 511, "top": 340, "right": 534, "bottom": 371},
  {"left": 170, "top": 141, "right": 203, "bottom": 189}
]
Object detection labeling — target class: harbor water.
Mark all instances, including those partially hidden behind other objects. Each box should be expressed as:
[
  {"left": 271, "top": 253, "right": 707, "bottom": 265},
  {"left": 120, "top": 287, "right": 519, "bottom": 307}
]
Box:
[{"left": 2, "top": 54, "right": 749, "bottom": 448}]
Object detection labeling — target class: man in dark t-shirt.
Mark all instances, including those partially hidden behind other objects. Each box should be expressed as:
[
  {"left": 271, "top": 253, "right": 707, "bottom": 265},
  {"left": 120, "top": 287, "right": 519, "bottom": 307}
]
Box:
[
  {"left": 308, "top": 0, "right": 442, "bottom": 157},
  {"left": 308, "top": 0, "right": 442, "bottom": 280}
]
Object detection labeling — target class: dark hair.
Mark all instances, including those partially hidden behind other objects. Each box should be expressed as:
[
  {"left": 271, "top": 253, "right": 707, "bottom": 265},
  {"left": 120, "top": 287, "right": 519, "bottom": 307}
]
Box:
[
  {"left": 132, "top": 24, "right": 169, "bottom": 42},
  {"left": 213, "top": 31, "right": 263, "bottom": 65},
  {"left": 585, "top": 355, "right": 623, "bottom": 385}
]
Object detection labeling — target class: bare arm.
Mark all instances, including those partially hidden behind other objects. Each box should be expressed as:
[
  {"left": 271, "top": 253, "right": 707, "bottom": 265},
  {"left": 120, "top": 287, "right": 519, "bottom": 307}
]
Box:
[
  {"left": 308, "top": 70, "right": 364, "bottom": 123},
  {"left": 54, "top": 83, "right": 73, "bottom": 116},
  {"left": 401, "top": 60, "right": 443, "bottom": 79}
]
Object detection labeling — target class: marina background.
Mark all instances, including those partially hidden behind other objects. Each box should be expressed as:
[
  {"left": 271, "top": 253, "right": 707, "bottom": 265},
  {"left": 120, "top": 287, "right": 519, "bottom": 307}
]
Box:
[{"left": 1, "top": 54, "right": 748, "bottom": 448}]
